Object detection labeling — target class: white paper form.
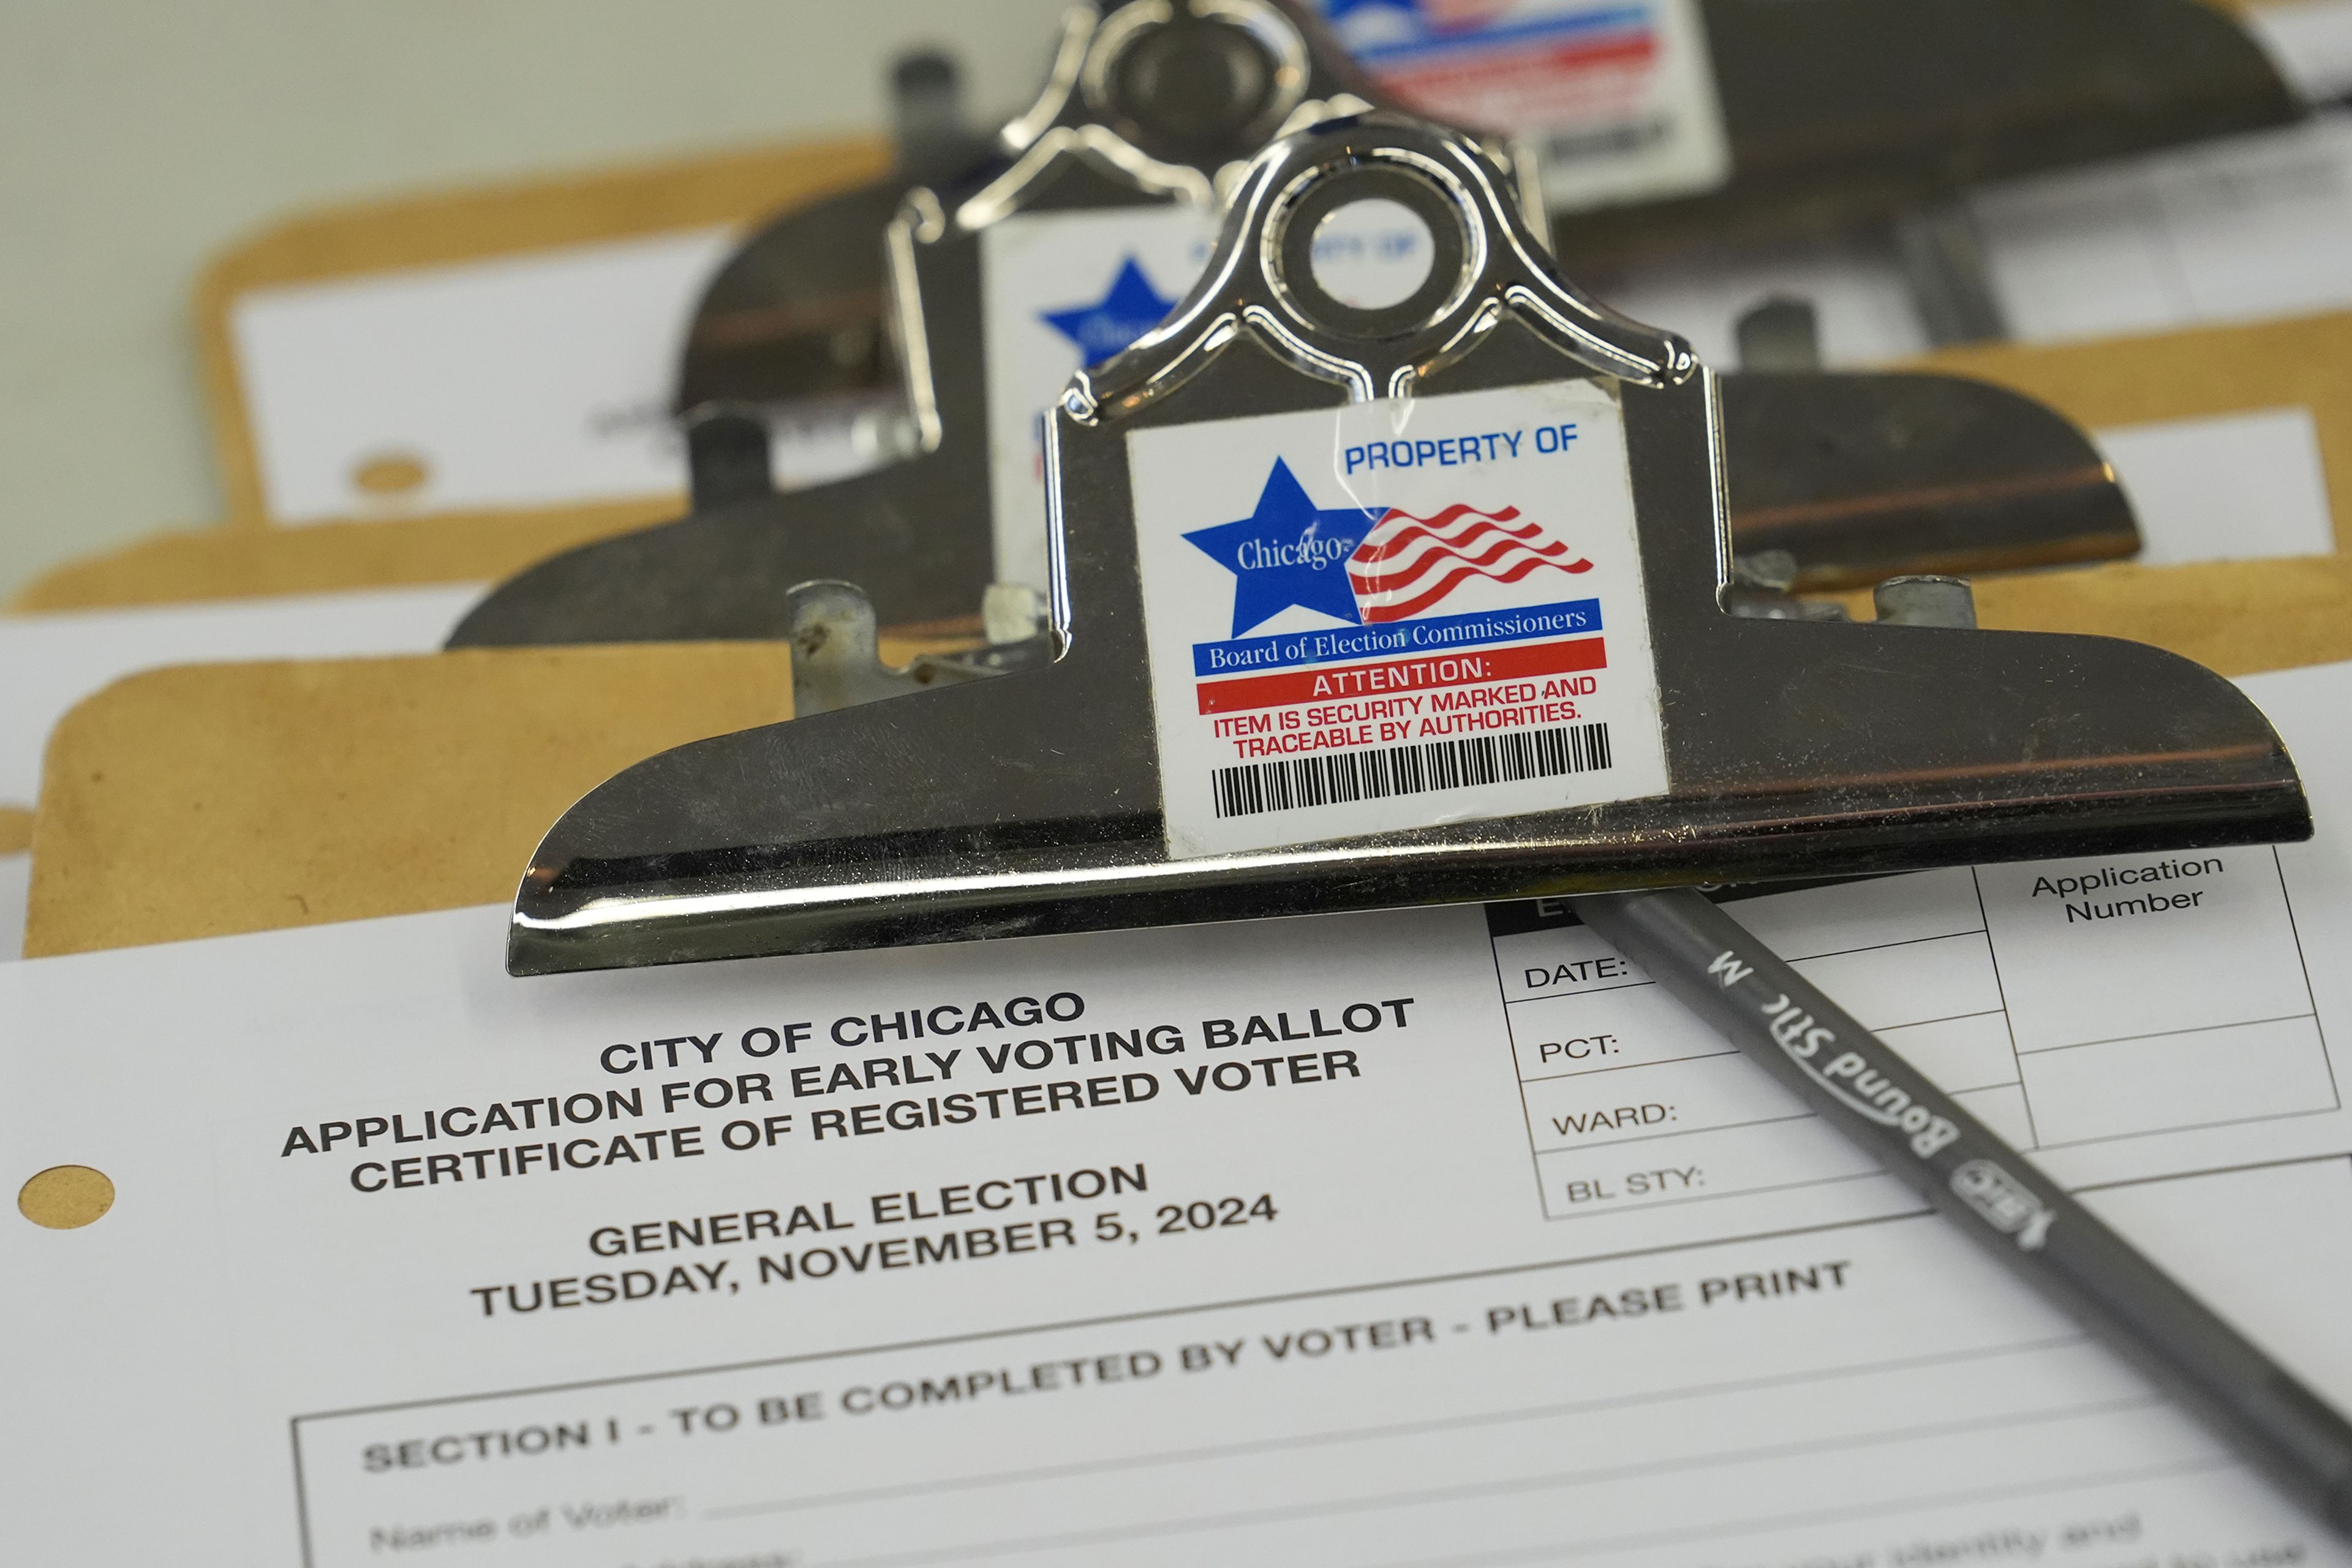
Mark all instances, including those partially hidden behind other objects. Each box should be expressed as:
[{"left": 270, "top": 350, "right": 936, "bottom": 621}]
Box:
[
  {"left": 1588, "top": 109, "right": 2352, "bottom": 570},
  {"left": 0, "top": 850, "right": 25, "bottom": 967},
  {"left": 231, "top": 232, "right": 892, "bottom": 526},
  {"left": 0, "top": 585, "right": 481, "bottom": 960},
  {"left": 2095, "top": 406, "right": 2339, "bottom": 565},
  {"left": 1601, "top": 107, "right": 2352, "bottom": 374},
  {"left": 1976, "top": 113, "right": 2352, "bottom": 347},
  {"left": 234, "top": 231, "right": 733, "bottom": 522},
  {"left": 2252, "top": 0, "right": 2352, "bottom": 105},
  {"left": 6, "top": 663, "right": 2352, "bottom": 1564}
]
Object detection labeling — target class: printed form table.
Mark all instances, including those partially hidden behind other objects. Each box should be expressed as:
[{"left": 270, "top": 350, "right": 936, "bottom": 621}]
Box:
[{"left": 1488, "top": 851, "right": 2340, "bottom": 1220}]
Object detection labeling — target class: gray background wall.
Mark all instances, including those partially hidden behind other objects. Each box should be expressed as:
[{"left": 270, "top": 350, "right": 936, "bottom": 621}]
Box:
[{"left": 0, "top": 0, "right": 1069, "bottom": 600}]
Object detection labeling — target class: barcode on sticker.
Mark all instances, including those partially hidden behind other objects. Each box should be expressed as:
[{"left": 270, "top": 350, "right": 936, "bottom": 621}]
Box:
[
  {"left": 1544, "top": 119, "right": 1671, "bottom": 162},
  {"left": 1211, "top": 722, "right": 1613, "bottom": 821}
]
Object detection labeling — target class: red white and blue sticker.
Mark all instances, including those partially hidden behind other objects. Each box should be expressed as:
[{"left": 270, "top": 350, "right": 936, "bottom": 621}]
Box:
[
  {"left": 1126, "top": 380, "right": 1669, "bottom": 858},
  {"left": 1317, "top": 0, "right": 1729, "bottom": 212}
]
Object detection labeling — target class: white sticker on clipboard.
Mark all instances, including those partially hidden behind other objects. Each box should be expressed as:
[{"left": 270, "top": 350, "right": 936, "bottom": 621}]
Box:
[
  {"left": 1321, "top": 0, "right": 1732, "bottom": 211},
  {"left": 979, "top": 206, "right": 1221, "bottom": 594},
  {"left": 1127, "top": 380, "right": 1671, "bottom": 860}
]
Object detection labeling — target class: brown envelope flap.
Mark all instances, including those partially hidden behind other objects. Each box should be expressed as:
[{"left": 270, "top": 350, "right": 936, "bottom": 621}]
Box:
[
  {"left": 26, "top": 644, "right": 790, "bottom": 958},
  {"left": 7, "top": 499, "right": 671, "bottom": 612}
]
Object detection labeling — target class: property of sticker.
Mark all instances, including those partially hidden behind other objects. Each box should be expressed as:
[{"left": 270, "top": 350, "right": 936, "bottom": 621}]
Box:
[
  {"left": 1318, "top": 0, "right": 1731, "bottom": 211},
  {"left": 1127, "top": 380, "right": 1671, "bottom": 859}
]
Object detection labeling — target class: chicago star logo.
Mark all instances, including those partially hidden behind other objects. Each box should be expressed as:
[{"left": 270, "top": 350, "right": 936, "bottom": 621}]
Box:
[
  {"left": 1039, "top": 256, "right": 1180, "bottom": 366},
  {"left": 1185, "top": 459, "right": 1592, "bottom": 638}
]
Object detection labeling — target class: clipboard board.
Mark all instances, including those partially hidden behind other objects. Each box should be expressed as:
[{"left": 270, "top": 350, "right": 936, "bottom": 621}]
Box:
[
  {"left": 21, "top": 644, "right": 791, "bottom": 958},
  {"left": 6, "top": 499, "right": 675, "bottom": 611},
  {"left": 15, "top": 625, "right": 981, "bottom": 959}
]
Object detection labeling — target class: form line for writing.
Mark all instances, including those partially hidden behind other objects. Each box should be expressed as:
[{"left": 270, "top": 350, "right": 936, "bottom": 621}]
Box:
[
  {"left": 799, "top": 1396, "right": 2163, "bottom": 1566},
  {"left": 706, "top": 1335, "right": 2089, "bottom": 1521}
]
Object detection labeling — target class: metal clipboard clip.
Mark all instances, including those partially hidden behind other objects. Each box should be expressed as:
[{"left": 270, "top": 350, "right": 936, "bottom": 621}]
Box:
[{"left": 502, "top": 111, "right": 2305, "bottom": 977}]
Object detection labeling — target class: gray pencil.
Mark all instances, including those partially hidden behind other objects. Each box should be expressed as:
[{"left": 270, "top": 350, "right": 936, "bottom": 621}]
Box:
[{"left": 1574, "top": 884, "right": 2352, "bottom": 1538}]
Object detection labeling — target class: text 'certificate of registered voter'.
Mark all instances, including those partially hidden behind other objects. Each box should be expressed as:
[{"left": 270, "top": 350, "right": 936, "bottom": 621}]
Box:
[{"left": 9, "top": 666, "right": 2352, "bottom": 1565}]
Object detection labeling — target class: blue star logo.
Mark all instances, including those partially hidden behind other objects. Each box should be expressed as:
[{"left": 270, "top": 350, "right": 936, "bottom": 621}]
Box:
[
  {"left": 1039, "top": 257, "right": 1179, "bottom": 366},
  {"left": 1184, "top": 459, "right": 1382, "bottom": 637}
]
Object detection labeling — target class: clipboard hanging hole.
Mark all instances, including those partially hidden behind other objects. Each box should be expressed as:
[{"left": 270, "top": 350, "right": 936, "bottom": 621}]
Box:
[
  {"left": 18, "top": 1165, "right": 115, "bottom": 1230},
  {"left": 1308, "top": 197, "right": 1433, "bottom": 312},
  {"left": 1085, "top": 0, "right": 1307, "bottom": 166},
  {"left": 350, "top": 451, "right": 431, "bottom": 501},
  {"left": 1271, "top": 159, "right": 1469, "bottom": 342}
]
